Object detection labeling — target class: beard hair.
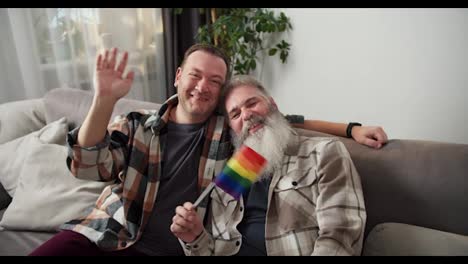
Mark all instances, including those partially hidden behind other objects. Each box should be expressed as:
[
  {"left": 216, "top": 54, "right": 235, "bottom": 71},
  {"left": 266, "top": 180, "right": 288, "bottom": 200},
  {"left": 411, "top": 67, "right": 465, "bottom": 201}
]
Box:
[{"left": 230, "top": 110, "right": 294, "bottom": 181}]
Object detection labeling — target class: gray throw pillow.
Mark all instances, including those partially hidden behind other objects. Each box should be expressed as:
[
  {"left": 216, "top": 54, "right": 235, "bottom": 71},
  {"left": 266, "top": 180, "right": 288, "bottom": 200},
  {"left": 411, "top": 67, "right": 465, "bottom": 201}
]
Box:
[{"left": 0, "top": 118, "right": 112, "bottom": 231}]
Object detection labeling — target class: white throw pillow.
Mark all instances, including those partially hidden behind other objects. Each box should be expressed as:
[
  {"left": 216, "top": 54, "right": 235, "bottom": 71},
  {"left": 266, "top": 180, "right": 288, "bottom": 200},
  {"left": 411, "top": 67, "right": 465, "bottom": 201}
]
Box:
[
  {"left": 0, "top": 99, "right": 46, "bottom": 144},
  {"left": 0, "top": 117, "right": 68, "bottom": 197},
  {"left": 0, "top": 118, "right": 111, "bottom": 231}
]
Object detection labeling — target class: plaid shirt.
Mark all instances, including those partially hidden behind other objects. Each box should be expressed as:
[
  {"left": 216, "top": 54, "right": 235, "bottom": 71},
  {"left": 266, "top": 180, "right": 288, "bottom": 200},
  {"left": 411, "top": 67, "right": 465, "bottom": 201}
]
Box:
[
  {"left": 61, "top": 94, "right": 232, "bottom": 251},
  {"left": 181, "top": 132, "right": 367, "bottom": 256}
]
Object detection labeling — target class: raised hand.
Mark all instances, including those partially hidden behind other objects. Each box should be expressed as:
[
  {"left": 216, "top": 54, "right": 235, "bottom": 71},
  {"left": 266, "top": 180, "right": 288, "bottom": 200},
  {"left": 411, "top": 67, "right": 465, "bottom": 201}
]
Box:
[
  {"left": 95, "top": 48, "right": 134, "bottom": 102},
  {"left": 170, "top": 202, "right": 204, "bottom": 243},
  {"left": 352, "top": 126, "right": 388, "bottom": 149}
]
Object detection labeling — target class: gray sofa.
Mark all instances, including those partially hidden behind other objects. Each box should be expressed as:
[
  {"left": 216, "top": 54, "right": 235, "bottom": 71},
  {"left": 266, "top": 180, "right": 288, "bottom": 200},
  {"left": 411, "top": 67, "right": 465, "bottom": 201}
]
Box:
[{"left": 0, "top": 88, "right": 467, "bottom": 255}]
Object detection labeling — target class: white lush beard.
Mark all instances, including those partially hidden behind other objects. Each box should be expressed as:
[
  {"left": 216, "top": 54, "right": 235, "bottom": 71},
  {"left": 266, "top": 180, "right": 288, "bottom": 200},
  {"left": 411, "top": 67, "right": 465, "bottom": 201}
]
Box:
[{"left": 231, "top": 110, "right": 294, "bottom": 181}]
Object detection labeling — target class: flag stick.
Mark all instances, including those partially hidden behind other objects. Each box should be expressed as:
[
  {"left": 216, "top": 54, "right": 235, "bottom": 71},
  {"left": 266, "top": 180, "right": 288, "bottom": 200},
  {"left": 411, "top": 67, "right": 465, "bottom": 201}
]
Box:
[{"left": 193, "top": 182, "right": 216, "bottom": 208}]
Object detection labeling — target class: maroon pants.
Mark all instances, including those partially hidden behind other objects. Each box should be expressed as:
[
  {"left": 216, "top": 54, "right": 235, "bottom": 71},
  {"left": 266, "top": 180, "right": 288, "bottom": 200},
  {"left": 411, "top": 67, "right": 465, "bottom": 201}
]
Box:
[{"left": 29, "top": 230, "right": 147, "bottom": 256}]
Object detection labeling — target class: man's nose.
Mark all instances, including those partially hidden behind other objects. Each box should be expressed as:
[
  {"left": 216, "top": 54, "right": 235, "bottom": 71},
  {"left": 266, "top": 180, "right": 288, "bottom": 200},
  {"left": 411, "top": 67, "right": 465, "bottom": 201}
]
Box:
[
  {"left": 242, "top": 110, "right": 253, "bottom": 121},
  {"left": 195, "top": 79, "right": 209, "bottom": 92}
]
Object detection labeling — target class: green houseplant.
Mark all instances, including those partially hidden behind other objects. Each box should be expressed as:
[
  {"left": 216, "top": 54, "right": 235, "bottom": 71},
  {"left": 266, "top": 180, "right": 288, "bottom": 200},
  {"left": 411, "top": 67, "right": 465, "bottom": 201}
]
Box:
[{"left": 177, "top": 8, "right": 292, "bottom": 75}]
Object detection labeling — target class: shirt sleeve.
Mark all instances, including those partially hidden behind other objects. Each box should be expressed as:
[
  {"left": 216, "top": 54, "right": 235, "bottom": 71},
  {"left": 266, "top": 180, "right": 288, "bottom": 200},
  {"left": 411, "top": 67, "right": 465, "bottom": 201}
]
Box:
[
  {"left": 179, "top": 229, "right": 215, "bottom": 256},
  {"left": 284, "top": 114, "right": 305, "bottom": 124},
  {"left": 66, "top": 115, "right": 130, "bottom": 182},
  {"left": 312, "top": 139, "right": 366, "bottom": 256}
]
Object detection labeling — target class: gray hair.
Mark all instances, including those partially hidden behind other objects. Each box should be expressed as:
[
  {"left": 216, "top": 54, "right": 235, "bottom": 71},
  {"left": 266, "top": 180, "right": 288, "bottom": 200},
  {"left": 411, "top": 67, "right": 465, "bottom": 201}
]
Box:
[
  {"left": 223, "top": 74, "right": 270, "bottom": 97},
  {"left": 221, "top": 75, "right": 271, "bottom": 115}
]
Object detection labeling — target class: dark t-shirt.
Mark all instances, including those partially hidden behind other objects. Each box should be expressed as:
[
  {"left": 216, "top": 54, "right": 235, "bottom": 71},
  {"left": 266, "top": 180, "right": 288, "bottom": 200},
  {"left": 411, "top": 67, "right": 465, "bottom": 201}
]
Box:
[
  {"left": 133, "top": 121, "right": 205, "bottom": 256},
  {"left": 234, "top": 176, "right": 272, "bottom": 256}
]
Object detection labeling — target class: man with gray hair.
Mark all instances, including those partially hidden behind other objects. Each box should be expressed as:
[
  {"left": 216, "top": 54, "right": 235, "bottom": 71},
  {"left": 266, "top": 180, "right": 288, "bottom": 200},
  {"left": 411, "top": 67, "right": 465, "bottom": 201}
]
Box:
[{"left": 171, "top": 75, "right": 366, "bottom": 256}]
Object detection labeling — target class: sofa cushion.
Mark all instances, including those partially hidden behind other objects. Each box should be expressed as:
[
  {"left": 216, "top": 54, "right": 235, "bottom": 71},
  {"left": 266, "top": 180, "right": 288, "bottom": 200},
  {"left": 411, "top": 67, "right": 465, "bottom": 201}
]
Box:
[
  {"left": 0, "top": 98, "right": 46, "bottom": 144},
  {"left": 0, "top": 209, "right": 55, "bottom": 255},
  {"left": 0, "top": 117, "right": 67, "bottom": 197},
  {"left": 0, "top": 118, "right": 111, "bottom": 232},
  {"left": 363, "top": 222, "right": 468, "bottom": 256}
]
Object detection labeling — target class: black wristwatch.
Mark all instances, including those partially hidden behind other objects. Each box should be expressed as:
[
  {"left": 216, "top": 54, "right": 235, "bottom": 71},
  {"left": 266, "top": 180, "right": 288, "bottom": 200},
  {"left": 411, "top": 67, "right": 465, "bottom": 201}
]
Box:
[{"left": 346, "top": 122, "right": 362, "bottom": 138}]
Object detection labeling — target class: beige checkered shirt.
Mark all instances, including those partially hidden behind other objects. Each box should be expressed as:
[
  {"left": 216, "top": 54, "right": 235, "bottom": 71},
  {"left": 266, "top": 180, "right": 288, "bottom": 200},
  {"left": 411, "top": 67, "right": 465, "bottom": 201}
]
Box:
[{"left": 181, "top": 132, "right": 366, "bottom": 256}]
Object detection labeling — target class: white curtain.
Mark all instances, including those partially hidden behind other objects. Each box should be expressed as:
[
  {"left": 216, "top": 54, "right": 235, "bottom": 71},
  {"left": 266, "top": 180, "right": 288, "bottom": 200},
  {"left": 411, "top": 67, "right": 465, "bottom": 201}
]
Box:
[{"left": 0, "top": 8, "right": 167, "bottom": 104}]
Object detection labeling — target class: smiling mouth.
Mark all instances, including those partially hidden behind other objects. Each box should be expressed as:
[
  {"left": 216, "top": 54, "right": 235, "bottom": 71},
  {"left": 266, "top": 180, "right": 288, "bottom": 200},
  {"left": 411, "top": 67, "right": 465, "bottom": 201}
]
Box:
[{"left": 249, "top": 123, "right": 263, "bottom": 134}]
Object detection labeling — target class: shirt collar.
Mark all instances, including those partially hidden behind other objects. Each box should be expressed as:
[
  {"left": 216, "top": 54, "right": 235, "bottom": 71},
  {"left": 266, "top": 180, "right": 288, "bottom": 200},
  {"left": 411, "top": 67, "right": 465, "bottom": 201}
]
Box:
[{"left": 144, "top": 93, "right": 179, "bottom": 132}]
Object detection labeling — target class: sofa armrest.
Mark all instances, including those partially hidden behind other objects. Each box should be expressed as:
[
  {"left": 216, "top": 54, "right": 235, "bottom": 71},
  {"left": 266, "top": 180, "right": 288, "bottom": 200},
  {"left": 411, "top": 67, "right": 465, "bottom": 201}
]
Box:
[
  {"left": 295, "top": 128, "right": 468, "bottom": 238},
  {"left": 363, "top": 223, "right": 468, "bottom": 256}
]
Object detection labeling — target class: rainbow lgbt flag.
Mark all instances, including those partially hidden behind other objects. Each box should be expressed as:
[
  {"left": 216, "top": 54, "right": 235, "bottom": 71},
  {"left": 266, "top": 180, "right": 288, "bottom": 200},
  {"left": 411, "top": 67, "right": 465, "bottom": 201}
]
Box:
[
  {"left": 193, "top": 145, "right": 267, "bottom": 207},
  {"left": 214, "top": 145, "right": 267, "bottom": 200}
]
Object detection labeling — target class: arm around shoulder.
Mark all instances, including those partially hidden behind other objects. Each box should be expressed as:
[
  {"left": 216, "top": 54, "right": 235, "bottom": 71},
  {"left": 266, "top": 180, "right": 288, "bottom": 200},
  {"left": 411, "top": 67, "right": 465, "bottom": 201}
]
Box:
[{"left": 290, "top": 118, "right": 388, "bottom": 149}]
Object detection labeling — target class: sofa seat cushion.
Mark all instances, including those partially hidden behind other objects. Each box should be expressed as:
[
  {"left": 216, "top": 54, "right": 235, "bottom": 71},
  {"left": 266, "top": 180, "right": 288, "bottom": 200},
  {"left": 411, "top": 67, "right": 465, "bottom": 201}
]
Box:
[
  {"left": 0, "top": 208, "right": 55, "bottom": 256},
  {"left": 363, "top": 222, "right": 468, "bottom": 256}
]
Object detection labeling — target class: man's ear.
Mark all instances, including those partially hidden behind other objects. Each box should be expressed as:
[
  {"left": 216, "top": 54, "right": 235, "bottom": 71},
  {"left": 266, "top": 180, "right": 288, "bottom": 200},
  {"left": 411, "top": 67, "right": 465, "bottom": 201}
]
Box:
[
  {"left": 269, "top": 96, "right": 278, "bottom": 110},
  {"left": 174, "top": 67, "right": 182, "bottom": 88}
]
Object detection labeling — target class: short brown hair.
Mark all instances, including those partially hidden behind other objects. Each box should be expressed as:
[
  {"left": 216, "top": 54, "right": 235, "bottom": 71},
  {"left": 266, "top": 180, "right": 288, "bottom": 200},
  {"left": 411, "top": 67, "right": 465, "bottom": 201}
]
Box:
[{"left": 181, "top": 43, "right": 231, "bottom": 81}]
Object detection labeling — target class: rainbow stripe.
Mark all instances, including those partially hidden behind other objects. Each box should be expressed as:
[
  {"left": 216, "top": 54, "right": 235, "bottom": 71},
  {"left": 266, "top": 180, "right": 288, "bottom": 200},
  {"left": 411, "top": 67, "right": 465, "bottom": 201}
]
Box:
[{"left": 215, "top": 145, "right": 267, "bottom": 200}]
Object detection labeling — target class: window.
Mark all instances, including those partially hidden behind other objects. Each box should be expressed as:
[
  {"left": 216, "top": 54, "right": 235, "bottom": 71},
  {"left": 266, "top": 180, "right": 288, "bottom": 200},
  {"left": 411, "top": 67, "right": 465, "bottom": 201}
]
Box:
[{"left": 26, "top": 8, "right": 166, "bottom": 102}]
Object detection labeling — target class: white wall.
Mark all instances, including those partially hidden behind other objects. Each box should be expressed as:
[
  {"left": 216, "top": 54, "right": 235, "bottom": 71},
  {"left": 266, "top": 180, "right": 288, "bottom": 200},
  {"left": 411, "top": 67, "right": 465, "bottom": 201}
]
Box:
[{"left": 260, "top": 8, "right": 468, "bottom": 144}]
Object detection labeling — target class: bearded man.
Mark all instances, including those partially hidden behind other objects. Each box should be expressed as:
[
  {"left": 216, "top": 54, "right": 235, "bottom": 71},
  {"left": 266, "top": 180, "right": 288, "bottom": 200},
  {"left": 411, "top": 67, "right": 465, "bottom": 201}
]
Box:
[{"left": 171, "top": 75, "right": 367, "bottom": 256}]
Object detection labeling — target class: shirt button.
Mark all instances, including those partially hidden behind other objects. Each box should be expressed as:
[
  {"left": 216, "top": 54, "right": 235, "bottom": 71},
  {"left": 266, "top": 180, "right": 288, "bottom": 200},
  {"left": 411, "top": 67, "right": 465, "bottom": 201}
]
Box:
[
  {"left": 236, "top": 241, "right": 240, "bottom": 246},
  {"left": 292, "top": 181, "right": 298, "bottom": 186},
  {"left": 121, "top": 241, "right": 127, "bottom": 247},
  {"left": 240, "top": 206, "right": 243, "bottom": 212}
]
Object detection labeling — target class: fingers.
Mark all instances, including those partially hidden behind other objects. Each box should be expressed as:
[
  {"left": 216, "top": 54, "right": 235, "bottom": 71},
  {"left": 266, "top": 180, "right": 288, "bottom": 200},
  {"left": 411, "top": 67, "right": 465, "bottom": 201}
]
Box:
[
  {"left": 183, "top": 202, "right": 195, "bottom": 211},
  {"left": 170, "top": 223, "right": 184, "bottom": 234},
  {"left": 172, "top": 214, "right": 195, "bottom": 231},
  {"left": 170, "top": 222, "right": 187, "bottom": 234},
  {"left": 108, "top": 47, "right": 118, "bottom": 70},
  {"left": 175, "top": 204, "right": 195, "bottom": 220},
  {"left": 125, "top": 71, "right": 135, "bottom": 82},
  {"left": 171, "top": 203, "right": 203, "bottom": 243},
  {"left": 357, "top": 126, "right": 388, "bottom": 148},
  {"left": 116, "top": 51, "right": 129, "bottom": 75},
  {"left": 96, "top": 54, "right": 102, "bottom": 70},
  {"left": 102, "top": 50, "right": 109, "bottom": 69},
  {"left": 171, "top": 205, "right": 196, "bottom": 234},
  {"left": 363, "top": 138, "right": 381, "bottom": 149},
  {"left": 97, "top": 48, "right": 127, "bottom": 73},
  {"left": 374, "top": 127, "right": 388, "bottom": 143},
  {"left": 173, "top": 203, "right": 198, "bottom": 227}
]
